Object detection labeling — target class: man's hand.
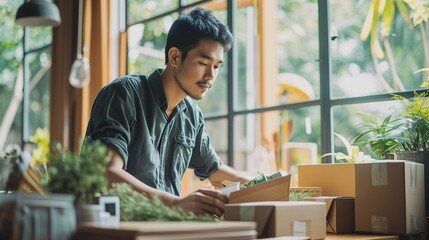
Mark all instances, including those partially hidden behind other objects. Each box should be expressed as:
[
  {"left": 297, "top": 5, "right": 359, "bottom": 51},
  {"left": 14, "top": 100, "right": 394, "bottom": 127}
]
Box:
[{"left": 174, "top": 188, "right": 228, "bottom": 217}]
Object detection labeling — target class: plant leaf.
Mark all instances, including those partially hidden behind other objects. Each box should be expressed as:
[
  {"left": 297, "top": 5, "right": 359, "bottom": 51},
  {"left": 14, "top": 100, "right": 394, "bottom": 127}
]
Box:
[
  {"left": 334, "top": 132, "right": 353, "bottom": 157},
  {"left": 361, "top": 0, "right": 378, "bottom": 41},
  {"left": 394, "top": 0, "right": 410, "bottom": 25},
  {"left": 381, "top": 0, "right": 395, "bottom": 38}
]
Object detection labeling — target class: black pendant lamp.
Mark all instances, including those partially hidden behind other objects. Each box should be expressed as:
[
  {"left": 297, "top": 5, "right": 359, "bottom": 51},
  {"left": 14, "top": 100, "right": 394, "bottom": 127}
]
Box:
[{"left": 15, "top": 0, "right": 61, "bottom": 27}]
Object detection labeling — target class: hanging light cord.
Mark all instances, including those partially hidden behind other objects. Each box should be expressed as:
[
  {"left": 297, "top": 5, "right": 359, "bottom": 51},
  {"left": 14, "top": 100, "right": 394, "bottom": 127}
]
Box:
[{"left": 76, "top": 0, "right": 83, "bottom": 59}]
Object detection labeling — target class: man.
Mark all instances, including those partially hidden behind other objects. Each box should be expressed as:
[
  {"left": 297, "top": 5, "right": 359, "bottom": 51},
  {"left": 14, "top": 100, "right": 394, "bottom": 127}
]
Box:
[{"left": 85, "top": 7, "right": 247, "bottom": 217}]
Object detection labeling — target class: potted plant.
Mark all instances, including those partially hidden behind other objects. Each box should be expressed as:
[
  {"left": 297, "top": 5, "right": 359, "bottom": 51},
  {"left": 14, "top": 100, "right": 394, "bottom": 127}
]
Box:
[
  {"left": 42, "top": 138, "right": 112, "bottom": 223},
  {"left": 353, "top": 91, "right": 429, "bottom": 157},
  {"left": 28, "top": 129, "right": 113, "bottom": 222},
  {"left": 323, "top": 132, "right": 371, "bottom": 163},
  {"left": 352, "top": 112, "right": 406, "bottom": 159},
  {"left": 43, "top": 139, "right": 111, "bottom": 204},
  {"left": 353, "top": 90, "right": 429, "bottom": 216}
]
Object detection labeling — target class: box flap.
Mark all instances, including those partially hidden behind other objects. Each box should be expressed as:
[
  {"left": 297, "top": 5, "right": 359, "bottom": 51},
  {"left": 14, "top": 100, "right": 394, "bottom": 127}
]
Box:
[
  {"left": 306, "top": 196, "right": 335, "bottom": 232},
  {"left": 306, "top": 196, "right": 355, "bottom": 233},
  {"left": 254, "top": 206, "right": 275, "bottom": 235},
  {"left": 229, "top": 175, "right": 291, "bottom": 203},
  {"left": 224, "top": 203, "right": 275, "bottom": 237}
]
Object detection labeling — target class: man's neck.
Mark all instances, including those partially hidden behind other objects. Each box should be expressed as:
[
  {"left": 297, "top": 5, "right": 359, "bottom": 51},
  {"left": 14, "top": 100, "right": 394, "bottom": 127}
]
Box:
[{"left": 160, "top": 68, "right": 186, "bottom": 117}]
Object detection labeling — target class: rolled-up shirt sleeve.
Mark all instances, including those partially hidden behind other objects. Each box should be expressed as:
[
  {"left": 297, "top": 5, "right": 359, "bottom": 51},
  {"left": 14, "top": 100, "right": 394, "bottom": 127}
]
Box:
[
  {"left": 85, "top": 81, "right": 136, "bottom": 167},
  {"left": 189, "top": 126, "right": 222, "bottom": 180}
]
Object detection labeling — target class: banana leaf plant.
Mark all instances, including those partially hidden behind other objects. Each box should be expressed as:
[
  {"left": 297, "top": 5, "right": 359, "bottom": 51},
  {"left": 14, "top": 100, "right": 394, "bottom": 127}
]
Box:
[{"left": 361, "top": 0, "right": 429, "bottom": 90}]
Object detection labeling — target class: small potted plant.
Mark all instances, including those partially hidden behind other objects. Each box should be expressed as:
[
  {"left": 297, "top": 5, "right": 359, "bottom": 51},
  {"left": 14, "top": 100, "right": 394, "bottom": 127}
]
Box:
[
  {"left": 392, "top": 91, "right": 429, "bottom": 159},
  {"left": 43, "top": 138, "right": 112, "bottom": 223}
]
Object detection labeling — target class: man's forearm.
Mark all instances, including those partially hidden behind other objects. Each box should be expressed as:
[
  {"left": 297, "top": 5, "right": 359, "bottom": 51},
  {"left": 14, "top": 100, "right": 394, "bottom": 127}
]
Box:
[
  {"left": 106, "top": 165, "right": 180, "bottom": 206},
  {"left": 208, "top": 164, "right": 248, "bottom": 187},
  {"left": 106, "top": 148, "right": 180, "bottom": 207}
]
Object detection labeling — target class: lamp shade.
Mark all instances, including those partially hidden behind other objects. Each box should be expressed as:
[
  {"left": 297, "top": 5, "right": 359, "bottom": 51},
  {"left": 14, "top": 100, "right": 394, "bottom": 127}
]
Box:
[{"left": 16, "top": 0, "right": 61, "bottom": 27}]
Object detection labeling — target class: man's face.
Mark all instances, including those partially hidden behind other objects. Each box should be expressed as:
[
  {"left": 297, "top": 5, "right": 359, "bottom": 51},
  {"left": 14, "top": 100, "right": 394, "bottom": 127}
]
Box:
[{"left": 173, "top": 39, "right": 224, "bottom": 100}]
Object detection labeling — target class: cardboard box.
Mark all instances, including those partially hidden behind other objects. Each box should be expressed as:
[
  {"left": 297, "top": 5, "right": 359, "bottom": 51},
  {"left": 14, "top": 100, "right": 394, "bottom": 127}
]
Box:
[
  {"left": 306, "top": 196, "right": 355, "bottom": 233},
  {"left": 228, "top": 174, "right": 291, "bottom": 204},
  {"left": 354, "top": 161, "right": 425, "bottom": 235},
  {"left": 224, "top": 201, "right": 326, "bottom": 239},
  {"left": 298, "top": 163, "right": 356, "bottom": 197}
]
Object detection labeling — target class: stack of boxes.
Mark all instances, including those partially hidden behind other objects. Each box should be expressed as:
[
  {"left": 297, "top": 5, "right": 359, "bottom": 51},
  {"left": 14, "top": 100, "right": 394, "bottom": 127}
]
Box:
[
  {"left": 298, "top": 160, "right": 425, "bottom": 236},
  {"left": 223, "top": 174, "right": 327, "bottom": 239},
  {"left": 223, "top": 160, "right": 426, "bottom": 239}
]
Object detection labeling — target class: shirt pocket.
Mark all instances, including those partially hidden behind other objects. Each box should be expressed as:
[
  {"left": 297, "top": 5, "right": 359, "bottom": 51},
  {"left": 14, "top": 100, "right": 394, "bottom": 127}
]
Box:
[{"left": 173, "top": 135, "right": 195, "bottom": 176}]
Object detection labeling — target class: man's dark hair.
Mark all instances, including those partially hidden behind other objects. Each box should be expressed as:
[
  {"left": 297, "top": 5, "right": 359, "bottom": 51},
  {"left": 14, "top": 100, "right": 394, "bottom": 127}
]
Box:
[{"left": 164, "top": 7, "right": 233, "bottom": 64}]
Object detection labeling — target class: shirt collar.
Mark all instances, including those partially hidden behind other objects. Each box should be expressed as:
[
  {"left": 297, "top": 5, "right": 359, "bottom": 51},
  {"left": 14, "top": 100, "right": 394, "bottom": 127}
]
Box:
[{"left": 148, "top": 68, "right": 187, "bottom": 113}]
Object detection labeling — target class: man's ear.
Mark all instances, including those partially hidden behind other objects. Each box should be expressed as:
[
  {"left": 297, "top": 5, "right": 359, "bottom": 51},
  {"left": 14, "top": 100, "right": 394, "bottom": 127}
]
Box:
[{"left": 168, "top": 47, "right": 181, "bottom": 67}]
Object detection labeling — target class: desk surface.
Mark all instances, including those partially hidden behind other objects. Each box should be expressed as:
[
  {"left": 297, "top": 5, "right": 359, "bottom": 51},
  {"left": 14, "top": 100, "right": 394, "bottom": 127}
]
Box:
[{"left": 326, "top": 233, "right": 399, "bottom": 239}]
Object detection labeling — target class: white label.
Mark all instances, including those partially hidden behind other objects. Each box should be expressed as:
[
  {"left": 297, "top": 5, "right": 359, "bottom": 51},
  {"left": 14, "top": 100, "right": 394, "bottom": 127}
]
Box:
[
  {"left": 410, "top": 164, "right": 417, "bottom": 188},
  {"left": 292, "top": 221, "right": 307, "bottom": 236},
  {"left": 371, "top": 215, "right": 388, "bottom": 233},
  {"left": 371, "top": 163, "right": 388, "bottom": 186}
]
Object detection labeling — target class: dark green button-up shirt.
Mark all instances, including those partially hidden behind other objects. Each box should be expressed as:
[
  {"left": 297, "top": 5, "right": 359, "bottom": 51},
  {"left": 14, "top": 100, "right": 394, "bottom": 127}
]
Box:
[{"left": 85, "top": 69, "right": 222, "bottom": 196}]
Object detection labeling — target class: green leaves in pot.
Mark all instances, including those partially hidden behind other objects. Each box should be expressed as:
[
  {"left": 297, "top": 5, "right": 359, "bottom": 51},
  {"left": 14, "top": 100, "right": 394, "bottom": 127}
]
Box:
[
  {"left": 44, "top": 139, "right": 111, "bottom": 204},
  {"left": 104, "top": 183, "right": 216, "bottom": 222}
]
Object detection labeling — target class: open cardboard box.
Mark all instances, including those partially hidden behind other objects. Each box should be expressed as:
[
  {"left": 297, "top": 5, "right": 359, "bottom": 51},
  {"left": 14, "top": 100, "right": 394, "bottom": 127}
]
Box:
[
  {"left": 298, "top": 163, "right": 356, "bottom": 197},
  {"left": 224, "top": 174, "right": 291, "bottom": 204},
  {"left": 224, "top": 201, "right": 326, "bottom": 239},
  {"left": 306, "top": 196, "right": 355, "bottom": 233}
]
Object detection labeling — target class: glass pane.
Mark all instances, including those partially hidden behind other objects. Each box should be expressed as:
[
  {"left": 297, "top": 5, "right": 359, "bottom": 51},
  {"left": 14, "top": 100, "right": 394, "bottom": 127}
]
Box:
[
  {"left": 27, "top": 49, "right": 51, "bottom": 138},
  {"left": 127, "top": 0, "right": 179, "bottom": 24},
  {"left": 181, "top": 0, "right": 203, "bottom": 5},
  {"left": 195, "top": 0, "right": 228, "bottom": 114},
  {"left": 127, "top": 14, "right": 176, "bottom": 75},
  {"left": 204, "top": 118, "right": 228, "bottom": 164},
  {"left": 332, "top": 101, "right": 407, "bottom": 162},
  {"left": 330, "top": 0, "right": 427, "bottom": 98},
  {"left": 233, "top": 106, "right": 321, "bottom": 179},
  {"left": 27, "top": 26, "right": 52, "bottom": 50},
  {"left": 276, "top": 0, "right": 319, "bottom": 102},
  {"left": 0, "top": 0, "right": 24, "bottom": 147},
  {"left": 235, "top": 0, "right": 319, "bottom": 111}
]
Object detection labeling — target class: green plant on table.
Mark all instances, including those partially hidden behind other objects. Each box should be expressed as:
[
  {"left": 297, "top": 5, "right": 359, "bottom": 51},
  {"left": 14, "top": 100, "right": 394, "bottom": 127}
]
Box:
[
  {"left": 352, "top": 112, "right": 405, "bottom": 159},
  {"left": 104, "top": 183, "right": 216, "bottom": 222},
  {"left": 393, "top": 91, "right": 429, "bottom": 151},
  {"left": 354, "top": 91, "right": 429, "bottom": 157},
  {"left": 289, "top": 190, "right": 313, "bottom": 201},
  {"left": 29, "top": 128, "right": 50, "bottom": 174},
  {"left": 322, "top": 133, "right": 371, "bottom": 163},
  {"left": 44, "top": 138, "right": 111, "bottom": 204}
]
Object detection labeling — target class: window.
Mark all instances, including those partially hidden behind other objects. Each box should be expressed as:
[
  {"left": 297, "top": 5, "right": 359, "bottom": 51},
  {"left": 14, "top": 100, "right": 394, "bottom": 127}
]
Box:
[
  {"left": 0, "top": 1, "right": 52, "bottom": 149},
  {"left": 124, "top": 0, "right": 428, "bottom": 173}
]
